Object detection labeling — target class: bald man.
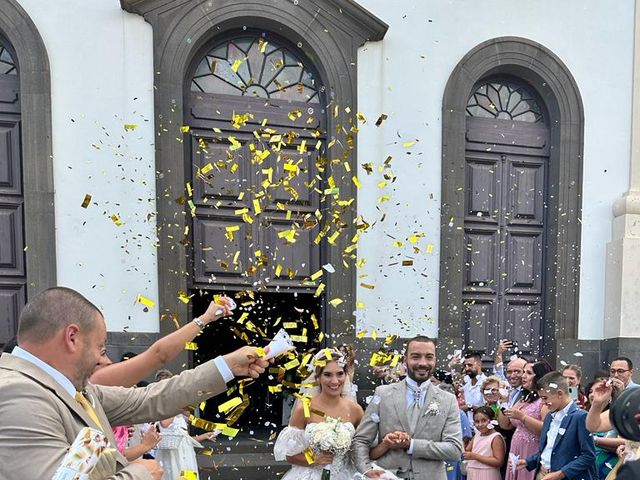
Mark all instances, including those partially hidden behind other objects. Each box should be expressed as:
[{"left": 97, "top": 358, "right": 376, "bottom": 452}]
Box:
[
  {"left": 493, "top": 339, "right": 527, "bottom": 407},
  {"left": 0, "top": 287, "right": 269, "bottom": 480}
]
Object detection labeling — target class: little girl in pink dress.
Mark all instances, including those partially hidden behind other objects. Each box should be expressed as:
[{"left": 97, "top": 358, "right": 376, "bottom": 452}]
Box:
[{"left": 464, "top": 406, "right": 505, "bottom": 480}]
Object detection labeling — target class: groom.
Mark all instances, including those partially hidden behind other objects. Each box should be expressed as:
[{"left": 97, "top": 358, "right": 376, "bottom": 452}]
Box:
[{"left": 352, "top": 335, "right": 463, "bottom": 479}]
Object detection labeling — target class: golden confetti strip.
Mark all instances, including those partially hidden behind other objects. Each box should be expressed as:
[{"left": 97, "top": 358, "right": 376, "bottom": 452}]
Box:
[
  {"left": 185, "top": 342, "right": 198, "bottom": 351},
  {"left": 81, "top": 193, "right": 92, "bottom": 208},
  {"left": 201, "top": 163, "right": 213, "bottom": 174},
  {"left": 375, "top": 113, "right": 388, "bottom": 126},
  {"left": 218, "top": 397, "right": 243, "bottom": 414},
  {"left": 310, "top": 269, "right": 323, "bottom": 281},
  {"left": 136, "top": 295, "right": 155, "bottom": 308},
  {"left": 181, "top": 125, "right": 190, "bottom": 133},
  {"left": 360, "top": 283, "right": 375, "bottom": 290},
  {"left": 303, "top": 448, "right": 315, "bottom": 464},
  {"left": 124, "top": 124, "right": 137, "bottom": 131},
  {"left": 230, "top": 58, "right": 245, "bottom": 73},
  {"left": 284, "top": 358, "right": 300, "bottom": 370},
  {"left": 329, "top": 298, "right": 343, "bottom": 307},
  {"left": 352, "top": 176, "right": 361, "bottom": 188},
  {"left": 110, "top": 214, "right": 122, "bottom": 226}
]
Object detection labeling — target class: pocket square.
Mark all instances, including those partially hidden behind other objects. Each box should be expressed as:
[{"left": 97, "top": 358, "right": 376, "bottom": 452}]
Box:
[{"left": 558, "top": 428, "right": 566, "bottom": 435}]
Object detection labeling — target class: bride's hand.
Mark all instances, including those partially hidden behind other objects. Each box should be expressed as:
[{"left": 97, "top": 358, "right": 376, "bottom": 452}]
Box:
[{"left": 313, "top": 451, "right": 334, "bottom": 466}]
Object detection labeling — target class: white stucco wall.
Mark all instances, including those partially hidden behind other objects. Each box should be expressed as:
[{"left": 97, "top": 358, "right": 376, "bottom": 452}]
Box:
[
  {"left": 11, "top": 0, "right": 634, "bottom": 339},
  {"left": 355, "top": 0, "right": 634, "bottom": 340},
  {"left": 16, "top": 0, "right": 158, "bottom": 332}
]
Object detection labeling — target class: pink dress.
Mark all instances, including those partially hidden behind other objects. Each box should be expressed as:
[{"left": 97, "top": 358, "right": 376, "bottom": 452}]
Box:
[
  {"left": 467, "top": 430, "right": 504, "bottom": 480},
  {"left": 505, "top": 399, "right": 543, "bottom": 480}
]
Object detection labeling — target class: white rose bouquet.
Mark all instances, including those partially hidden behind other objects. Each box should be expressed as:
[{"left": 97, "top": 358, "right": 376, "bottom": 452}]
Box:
[{"left": 306, "top": 416, "right": 354, "bottom": 479}]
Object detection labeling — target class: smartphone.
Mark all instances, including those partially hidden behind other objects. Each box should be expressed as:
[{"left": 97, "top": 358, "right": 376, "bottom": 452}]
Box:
[{"left": 568, "top": 386, "right": 579, "bottom": 401}]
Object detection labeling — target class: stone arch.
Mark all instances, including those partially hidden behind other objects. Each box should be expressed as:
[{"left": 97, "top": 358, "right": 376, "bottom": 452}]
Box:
[
  {"left": 0, "top": 0, "right": 55, "bottom": 325},
  {"left": 120, "top": 0, "right": 387, "bottom": 340},
  {"left": 440, "top": 36, "right": 584, "bottom": 360}
]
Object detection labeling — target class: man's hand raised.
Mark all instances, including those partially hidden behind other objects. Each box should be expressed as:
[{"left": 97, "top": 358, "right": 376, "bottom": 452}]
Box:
[{"left": 223, "top": 346, "right": 271, "bottom": 378}]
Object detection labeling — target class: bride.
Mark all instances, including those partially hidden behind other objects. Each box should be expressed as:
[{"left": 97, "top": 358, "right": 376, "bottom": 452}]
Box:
[{"left": 274, "top": 348, "right": 364, "bottom": 479}]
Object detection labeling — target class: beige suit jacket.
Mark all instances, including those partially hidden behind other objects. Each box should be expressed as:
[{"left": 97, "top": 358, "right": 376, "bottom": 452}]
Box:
[
  {"left": 351, "top": 380, "right": 463, "bottom": 480},
  {"left": 0, "top": 353, "right": 227, "bottom": 480}
]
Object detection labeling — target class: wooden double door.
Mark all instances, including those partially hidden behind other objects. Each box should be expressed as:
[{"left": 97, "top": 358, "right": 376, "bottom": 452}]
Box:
[{"left": 462, "top": 116, "right": 549, "bottom": 357}]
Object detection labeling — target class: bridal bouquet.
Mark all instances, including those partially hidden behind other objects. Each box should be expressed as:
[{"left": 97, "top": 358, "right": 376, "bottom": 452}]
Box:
[{"left": 306, "top": 416, "right": 353, "bottom": 479}]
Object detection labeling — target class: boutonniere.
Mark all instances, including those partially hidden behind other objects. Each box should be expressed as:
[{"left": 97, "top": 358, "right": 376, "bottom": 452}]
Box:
[{"left": 425, "top": 401, "right": 440, "bottom": 416}]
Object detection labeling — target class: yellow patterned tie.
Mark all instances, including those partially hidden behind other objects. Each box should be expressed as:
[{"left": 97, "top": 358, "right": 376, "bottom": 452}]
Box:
[{"left": 75, "top": 391, "right": 104, "bottom": 430}]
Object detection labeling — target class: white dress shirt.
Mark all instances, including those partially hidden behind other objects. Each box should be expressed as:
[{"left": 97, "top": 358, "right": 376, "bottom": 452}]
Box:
[
  {"left": 540, "top": 401, "right": 573, "bottom": 469},
  {"left": 11, "top": 346, "right": 76, "bottom": 397},
  {"left": 405, "top": 377, "right": 431, "bottom": 454},
  {"left": 463, "top": 373, "right": 487, "bottom": 423}
]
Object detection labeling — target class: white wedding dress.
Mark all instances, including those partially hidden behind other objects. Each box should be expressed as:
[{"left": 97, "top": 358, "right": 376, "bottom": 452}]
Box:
[{"left": 274, "top": 420, "right": 358, "bottom": 480}]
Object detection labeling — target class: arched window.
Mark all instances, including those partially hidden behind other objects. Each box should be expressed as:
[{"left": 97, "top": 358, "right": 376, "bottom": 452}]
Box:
[
  {"left": 0, "top": 43, "right": 17, "bottom": 75},
  {"left": 191, "top": 36, "right": 322, "bottom": 103},
  {"left": 466, "top": 80, "right": 544, "bottom": 123}
]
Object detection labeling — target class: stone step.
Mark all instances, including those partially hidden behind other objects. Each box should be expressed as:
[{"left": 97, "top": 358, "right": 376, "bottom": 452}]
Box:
[{"left": 196, "top": 452, "right": 289, "bottom": 479}]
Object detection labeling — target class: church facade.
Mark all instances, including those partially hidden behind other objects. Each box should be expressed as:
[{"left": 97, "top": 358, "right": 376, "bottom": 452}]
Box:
[{"left": 1, "top": 0, "right": 639, "bottom": 414}]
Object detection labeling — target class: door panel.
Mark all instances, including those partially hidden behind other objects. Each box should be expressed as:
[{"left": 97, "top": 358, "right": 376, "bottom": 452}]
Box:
[
  {"left": 463, "top": 298, "right": 497, "bottom": 351},
  {"left": 0, "top": 67, "right": 23, "bottom": 348},
  {"left": 186, "top": 94, "right": 322, "bottom": 293}
]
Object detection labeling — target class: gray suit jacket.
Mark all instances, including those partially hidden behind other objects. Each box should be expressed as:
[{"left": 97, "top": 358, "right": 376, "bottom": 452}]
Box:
[
  {"left": 352, "top": 380, "right": 463, "bottom": 480},
  {"left": 0, "top": 353, "right": 227, "bottom": 480}
]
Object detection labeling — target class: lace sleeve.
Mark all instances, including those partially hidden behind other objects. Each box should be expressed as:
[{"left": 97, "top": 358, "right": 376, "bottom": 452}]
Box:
[{"left": 273, "top": 426, "right": 308, "bottom": 461}]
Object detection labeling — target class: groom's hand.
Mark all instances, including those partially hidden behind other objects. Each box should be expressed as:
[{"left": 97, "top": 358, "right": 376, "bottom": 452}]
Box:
[{"left": 383, "top": 431, "right": 410, "bottom": 449}]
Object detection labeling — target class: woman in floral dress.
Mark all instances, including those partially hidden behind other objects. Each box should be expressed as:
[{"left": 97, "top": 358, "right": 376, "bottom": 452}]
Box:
[{"left": 498, "top": 360, "right": 553, "bottom": 480}]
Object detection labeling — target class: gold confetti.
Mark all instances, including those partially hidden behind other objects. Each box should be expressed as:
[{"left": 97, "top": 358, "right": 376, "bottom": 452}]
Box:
[
  {"left": 185, "top": 342, "right": 198, "bottom": 350},
  {"left": 329, "top": 298, "right": 343, "bottom": 307},
  {"left": 230, "top": 58, "right": 245, "bottom": 73},
  {"left": 352, "top": 176, "right": 361, "bottom": 188},
  {"left": 360, "top": 283, "right": 375, "bottom": 290},
  {"left": 110, "top": 214, "right": 122, "bottom": 226},
  {"left": 218, "top": 397, "right": 243, "bottom": 414},
  {"left": 201, "top": 163, "right": 213, "bottom": 174},
  {"left": 375, "top": 113, "right": 388, "bottom": 127},
  {"left": 136, "top": 294, "right": 155, "bottom": 308},
  {"left": 181, "top": 125, "right": 190, "bottom": 133},
  {"left": 81, "top": 193, "right": 92, "bottom": 208},
  {"left": 402, "top": 140, "right": 415, "bottom": 148}
]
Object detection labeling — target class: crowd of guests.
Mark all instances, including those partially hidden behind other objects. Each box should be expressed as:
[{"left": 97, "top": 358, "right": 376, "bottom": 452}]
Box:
[{"left": 427, "top": 340, "right": 640, "bottom": 480}]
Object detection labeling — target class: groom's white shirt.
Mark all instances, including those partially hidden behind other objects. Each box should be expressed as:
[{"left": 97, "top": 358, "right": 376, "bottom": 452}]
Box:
[{"left": 405, "top": 377, "right": 430, "bottom": 455}]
